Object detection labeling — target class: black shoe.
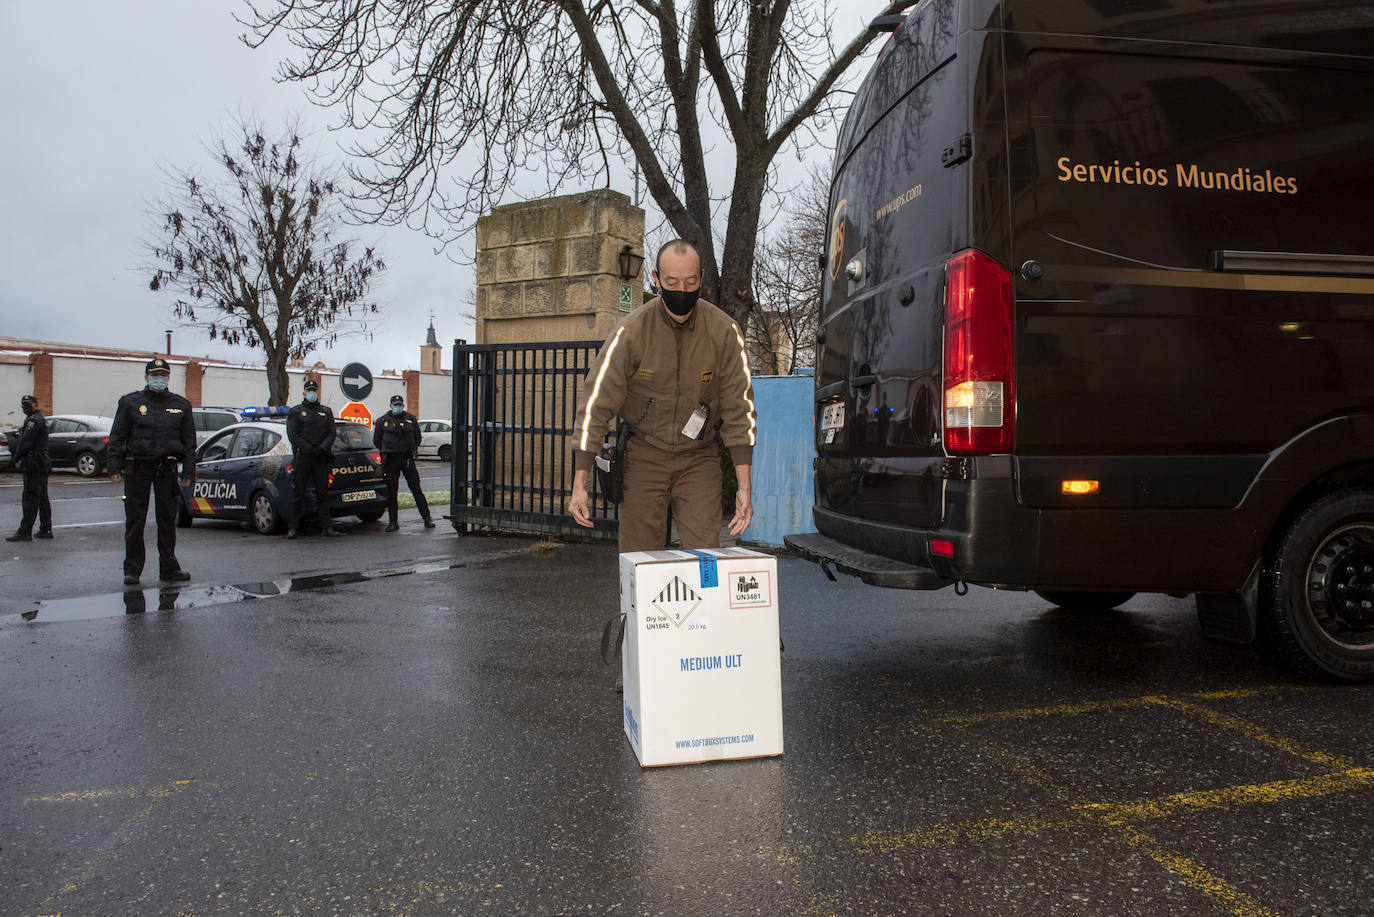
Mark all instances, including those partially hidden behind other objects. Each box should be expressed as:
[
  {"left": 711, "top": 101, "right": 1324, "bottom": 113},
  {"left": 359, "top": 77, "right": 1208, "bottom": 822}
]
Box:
[
  {"left": 160, "top": 569, "right": 191, "bottom": 582},
  {"left": 320, "top": 528, "right": 341, "bottom": 538},
  {"left": 385, "top": 523, "right": 399, "bottom": 532},
  {"left": 123, "top": 573, "right": 140, "bottom": 585},
  {"left": 35, "top": 530, "right": 52, "bottom": 539},
  {"left": 423, "top": 518, "right": 436, "bottom": 529},
  {"left": 286, "top": 528, "right": 299, "bottom": 539},
  {"left": 6, "top": 533, "right": 31, "bottom": 542}
]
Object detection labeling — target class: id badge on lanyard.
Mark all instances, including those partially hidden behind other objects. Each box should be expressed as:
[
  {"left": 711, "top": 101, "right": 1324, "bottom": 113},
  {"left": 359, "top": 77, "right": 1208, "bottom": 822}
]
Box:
[{"left": 681, "top": 402, "right": 710, "bottom": 440}]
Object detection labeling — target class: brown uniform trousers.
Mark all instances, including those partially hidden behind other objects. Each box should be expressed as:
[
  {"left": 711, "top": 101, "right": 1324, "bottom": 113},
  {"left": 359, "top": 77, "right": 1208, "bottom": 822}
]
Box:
[{"left": 618, "top": 438, "right": 723, "bottom": 553}]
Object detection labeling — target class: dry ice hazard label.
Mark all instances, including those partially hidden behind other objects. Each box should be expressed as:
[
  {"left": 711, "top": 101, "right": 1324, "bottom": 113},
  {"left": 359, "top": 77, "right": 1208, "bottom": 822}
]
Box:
[{"left": 652, "top": 575, "right": 702, "bottom": 627}]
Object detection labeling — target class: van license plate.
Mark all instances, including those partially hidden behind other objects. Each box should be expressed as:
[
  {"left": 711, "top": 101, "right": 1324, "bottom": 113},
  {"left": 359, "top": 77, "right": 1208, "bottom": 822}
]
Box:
[
  {"left": 342, "top": 490, "right": 377, "bottom": 503},
  {"left": 820, "top": 402, "right": 845, "bottom": 443}
]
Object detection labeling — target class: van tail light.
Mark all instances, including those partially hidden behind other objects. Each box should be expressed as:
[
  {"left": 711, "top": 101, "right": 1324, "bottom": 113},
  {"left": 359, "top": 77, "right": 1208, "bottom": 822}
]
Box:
[
  {"left": 102, "top": 437, "right": 109, "bottom": 444},
  {"left": 943, "top": 249, "right": 1014, "bottom": 453},
  {"left": 369, "top": 451, "right": 382, "bottom": 467}
]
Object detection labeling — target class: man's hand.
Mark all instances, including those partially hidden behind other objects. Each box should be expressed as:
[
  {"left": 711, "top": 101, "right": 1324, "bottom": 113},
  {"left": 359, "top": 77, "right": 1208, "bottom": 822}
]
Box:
[
  {"left": 727, "top": 487, "right": 753, "bottom": 536},
  {"left": 727, "top": 463, "right": 753, "bottom": 536},
  {"left": 569, "top": 469, "right": 593, "bottom": 528},
  {"left": 109, "top": 472, "right": 122, "bottom": 484},
  {"left": 180, "top": 478, "right": 193, "bottom": 488}
]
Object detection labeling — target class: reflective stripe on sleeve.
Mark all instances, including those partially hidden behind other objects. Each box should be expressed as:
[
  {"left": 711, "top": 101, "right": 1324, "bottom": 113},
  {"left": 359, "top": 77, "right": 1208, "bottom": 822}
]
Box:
[
  {"left": 733, "top": 324, "right": 757, "bottom": 446},
  {"left": 577, "top": 327, "right": 627, "bottom": 453}
]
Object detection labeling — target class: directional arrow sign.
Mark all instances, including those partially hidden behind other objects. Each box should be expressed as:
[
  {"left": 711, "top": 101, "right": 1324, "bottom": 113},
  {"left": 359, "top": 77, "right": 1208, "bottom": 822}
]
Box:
[{"left": 339, "top": 362, "right": 374, "bottom": 401}]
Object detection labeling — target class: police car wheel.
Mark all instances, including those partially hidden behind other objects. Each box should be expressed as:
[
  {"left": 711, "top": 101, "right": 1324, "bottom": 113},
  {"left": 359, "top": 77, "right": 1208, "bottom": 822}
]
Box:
[
  {"left": 1035, "top": 591, "right": 1135, "bottom": 612},
  {"left": 75, "top": 450, "right": 101, "bottom": 477},
  {"left": 251, "top": 491, "right": 284, "bottom": 536},
  {"left": 356, "top": 509, "right": 384, "bottom": 523},
  {"left": 176, "top": 495, "right": 193, "bottom": 528},
  {"left": 1265, "top": 487, "right": 1374, "bottom": 683}
]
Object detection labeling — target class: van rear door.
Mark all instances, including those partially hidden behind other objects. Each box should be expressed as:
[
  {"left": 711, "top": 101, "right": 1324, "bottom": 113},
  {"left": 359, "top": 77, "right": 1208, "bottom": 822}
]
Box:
[{"left": 816, "top": 0, "right": 966, "bottom": 535}]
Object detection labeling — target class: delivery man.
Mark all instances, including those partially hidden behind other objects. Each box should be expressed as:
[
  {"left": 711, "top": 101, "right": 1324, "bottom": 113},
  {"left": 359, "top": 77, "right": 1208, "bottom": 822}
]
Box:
[{"left": 569, "top": 239, "right": 755, "bottom": 551}]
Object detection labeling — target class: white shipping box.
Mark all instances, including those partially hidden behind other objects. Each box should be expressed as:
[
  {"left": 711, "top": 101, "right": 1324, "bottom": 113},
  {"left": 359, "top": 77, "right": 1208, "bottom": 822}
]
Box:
[{"left": 620, "top": 547, "right": 784, "bottom": 767}]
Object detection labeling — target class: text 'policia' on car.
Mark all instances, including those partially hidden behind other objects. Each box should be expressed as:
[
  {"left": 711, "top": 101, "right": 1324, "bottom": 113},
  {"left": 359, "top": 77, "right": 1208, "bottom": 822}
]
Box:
[
  {"left": 786, "top": 0, "right": 1374, "bottom": 682},
  {"left": 177, "top": 420, "right": 388, "bottom": 534}
]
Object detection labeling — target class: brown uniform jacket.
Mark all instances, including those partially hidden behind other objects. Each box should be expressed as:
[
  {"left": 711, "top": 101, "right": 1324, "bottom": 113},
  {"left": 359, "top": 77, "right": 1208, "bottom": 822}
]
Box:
[{"left": 573, "top": 298, "right": 756, "bottom": 473}]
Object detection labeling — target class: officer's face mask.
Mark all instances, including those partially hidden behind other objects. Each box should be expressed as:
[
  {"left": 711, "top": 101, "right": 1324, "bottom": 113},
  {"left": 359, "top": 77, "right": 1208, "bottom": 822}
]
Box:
[
  {"left": 391, "top": 405, "right": 404, "bottom": 416},
  {"left": 21, "top": 400, "right": 35, "bottom": 416},
  {"left": 147, "top": 376, "right": 170, "bottom": 392},
  {"left": 660, "top": 288, "right": 699, "bottom": 317},
  {"left": 304, "top": 391, "right": 319, "bottom": 403}
]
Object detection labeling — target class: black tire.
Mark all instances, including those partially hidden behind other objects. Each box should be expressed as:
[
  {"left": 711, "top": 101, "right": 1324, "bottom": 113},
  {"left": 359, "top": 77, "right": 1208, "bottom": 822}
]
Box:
[
  {"left": 251, "top": 491, "right": 284, "bottom": 536},
  {"left": 176, "top": 494, "right": 193, "bottom": 528},
  {"left": 1036, "top": 591, "right": 1136, "bottom": 612},
  {"left": 1263, "top": 487, "right": 1374, "bottom": 682},
  {"left": 356, "top": 509, "right": 385, "bottom": 523},
  {"left": 438, "top": 444, "right": 452, "bottom": 461},
  {"left": 75, "top": 450, "right": 101, "bottom": 477}
]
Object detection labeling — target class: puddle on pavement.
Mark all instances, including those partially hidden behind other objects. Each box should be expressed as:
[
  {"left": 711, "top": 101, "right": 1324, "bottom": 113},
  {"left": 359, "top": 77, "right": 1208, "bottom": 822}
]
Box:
[{"left": 7, "top": 559, "right": 470, "bottom": 624}]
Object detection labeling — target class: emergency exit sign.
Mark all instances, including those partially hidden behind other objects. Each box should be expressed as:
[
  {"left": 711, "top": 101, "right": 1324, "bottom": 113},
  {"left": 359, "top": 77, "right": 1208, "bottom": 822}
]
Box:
[{"left": 619, "top": 283, "right": 634, "bottom": 312}]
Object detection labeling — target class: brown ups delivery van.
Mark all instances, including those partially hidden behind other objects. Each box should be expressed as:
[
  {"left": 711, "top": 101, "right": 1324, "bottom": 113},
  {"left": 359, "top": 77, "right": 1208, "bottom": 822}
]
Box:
[{"left": 785, "top": 0, "right": 1374, "bottom": 681}]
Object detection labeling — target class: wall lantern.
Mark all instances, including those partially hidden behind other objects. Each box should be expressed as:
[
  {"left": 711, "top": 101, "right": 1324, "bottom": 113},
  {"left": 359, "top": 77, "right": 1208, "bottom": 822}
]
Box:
[{"left": 618, "top": 245, "right": 645, "bottom": 282}]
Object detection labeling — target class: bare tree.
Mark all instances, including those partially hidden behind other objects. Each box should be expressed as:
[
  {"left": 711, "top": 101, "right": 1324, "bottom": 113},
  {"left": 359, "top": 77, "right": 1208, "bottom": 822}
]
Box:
[
  {"left": 148, "top": 120, "right": 385, "bottom": 405},
  {"left": 240, "top": 1, "right": 913, "bottom": 327},
  {"left": 748, "top": 167, "right": 828, "bottom": 374}
]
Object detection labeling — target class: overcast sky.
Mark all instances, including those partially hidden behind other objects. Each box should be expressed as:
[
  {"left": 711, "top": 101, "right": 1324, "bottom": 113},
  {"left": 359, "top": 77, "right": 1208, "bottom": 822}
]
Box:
[{"left": 0, "top": 1, "right": 889, "bottom": 376}]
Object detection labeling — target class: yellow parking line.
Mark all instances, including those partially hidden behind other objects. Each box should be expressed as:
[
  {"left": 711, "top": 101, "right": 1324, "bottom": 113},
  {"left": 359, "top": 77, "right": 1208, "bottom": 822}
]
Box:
[
  {"left": 1116, "top": 825, "right": 1282, "bottom": 917},
  {"left": 939, "top": 686, "right": 1301, "bottom": 728},
  {"left": 1146, "top": 696, "right": 1356, "bottom": 771},
  {"left": 850, "top": 768, "right": 1374, "bottom": 854},
  {"left": 1074, "top": 767, "right": 1374, "bottom": 825}
]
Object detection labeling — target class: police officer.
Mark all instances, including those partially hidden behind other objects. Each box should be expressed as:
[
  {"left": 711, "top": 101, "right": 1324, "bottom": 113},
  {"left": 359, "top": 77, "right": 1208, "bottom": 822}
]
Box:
[
  {"left": 7, "top": 394, "right": 53, "bottom": 542},
  {"left": 373, "top": 393, "right": 435, "bottom": 532},
  {"left": 569, "top": 239, "right": 756, "bottom": 551},
  {"left": 285, "top": 378, "right": 340, "bottom": 539},
  {"left": 107, "top": 358, "right": 196, "bottom": 584}
]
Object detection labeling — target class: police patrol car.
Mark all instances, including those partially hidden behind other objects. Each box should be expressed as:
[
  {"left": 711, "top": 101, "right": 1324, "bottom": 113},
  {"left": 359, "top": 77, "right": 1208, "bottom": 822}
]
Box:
[{"left": 176, "top": 419, "right": 388, "bottom": 534}]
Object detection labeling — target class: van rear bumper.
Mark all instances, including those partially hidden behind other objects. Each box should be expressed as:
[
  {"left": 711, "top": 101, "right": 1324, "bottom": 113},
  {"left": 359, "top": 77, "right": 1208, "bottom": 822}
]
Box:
[
  {"left": 806, "top": 473, "right": 1279, "bottom": 593},
  {"left": 810, "top": 477, "right": 1042, "bottom": 589}
]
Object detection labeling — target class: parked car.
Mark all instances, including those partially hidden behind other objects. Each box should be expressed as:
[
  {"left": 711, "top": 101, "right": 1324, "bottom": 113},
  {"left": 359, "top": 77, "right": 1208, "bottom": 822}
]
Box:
[
  {"left": 417, "top": 419, "right": 455, "bottom": 460},
  {"left": 45, "top": 414, "right": 113, "bottom": 477},
  {"left": 176, "top": 420, "right": 388, "bottom": 534},
  {"left": 192, "top": 407, "right": 242, "bottom": 445},
  {"left": 0, "top": 429, "right": 10, "bottom": 470}
]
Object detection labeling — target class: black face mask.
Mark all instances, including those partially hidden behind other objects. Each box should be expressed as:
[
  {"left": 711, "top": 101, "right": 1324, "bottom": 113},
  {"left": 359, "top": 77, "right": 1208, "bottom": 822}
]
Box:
[
  {"left": 21, "top": 401, "right": 36, "bottom": 416},
  {"left": 661, "top": 288, "right": 699, "bottom": 317}
]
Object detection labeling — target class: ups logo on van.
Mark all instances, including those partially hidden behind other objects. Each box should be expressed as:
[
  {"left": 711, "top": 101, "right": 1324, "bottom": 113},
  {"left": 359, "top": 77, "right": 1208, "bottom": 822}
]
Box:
[{"left": 828, "top": 198, "right": 848, "bottom": 281}]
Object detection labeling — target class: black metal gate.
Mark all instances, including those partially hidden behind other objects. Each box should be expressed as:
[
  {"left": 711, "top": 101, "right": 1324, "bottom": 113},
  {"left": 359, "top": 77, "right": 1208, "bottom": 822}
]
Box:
[{"left": 449, "top": 339, "right": 619, "bottom": 538}]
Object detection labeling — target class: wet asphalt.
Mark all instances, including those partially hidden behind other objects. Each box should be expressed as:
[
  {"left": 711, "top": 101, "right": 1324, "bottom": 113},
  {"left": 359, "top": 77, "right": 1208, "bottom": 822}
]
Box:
[{"left": 2, "top": 473, "right": 1373, "bottom": 916}]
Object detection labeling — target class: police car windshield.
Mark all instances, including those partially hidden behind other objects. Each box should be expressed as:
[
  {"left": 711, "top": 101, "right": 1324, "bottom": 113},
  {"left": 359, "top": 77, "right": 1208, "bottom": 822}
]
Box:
[{"left": 333, "top": 424, "right": 372, "bottom": 452}]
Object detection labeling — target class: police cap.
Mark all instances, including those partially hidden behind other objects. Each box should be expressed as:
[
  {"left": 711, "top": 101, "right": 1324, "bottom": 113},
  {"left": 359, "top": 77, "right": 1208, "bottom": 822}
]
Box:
[
  {"left": 21, "top": 394, "right": 38, "bottom": 407},
  {"left": 145, "top": 358, "right": 171, "bottom": 375},
  {"left": 303, "top": 379, "right": 319, "bottom": 392},
  {"left": 390, "top": 395, "right": 404, "bottom": 406}
]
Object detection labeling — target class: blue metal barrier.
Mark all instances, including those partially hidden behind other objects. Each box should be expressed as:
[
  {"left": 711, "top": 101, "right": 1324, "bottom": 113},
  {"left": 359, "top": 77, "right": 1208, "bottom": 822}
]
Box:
[{"left": 740, "top": 375, "right": 817, "bottom": 548}]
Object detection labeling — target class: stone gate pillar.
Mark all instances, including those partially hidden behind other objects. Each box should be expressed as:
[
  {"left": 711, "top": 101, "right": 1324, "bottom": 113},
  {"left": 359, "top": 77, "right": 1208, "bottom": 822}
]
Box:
[{"left": 474, "top": 189, "right": 646, "bottom": 344}]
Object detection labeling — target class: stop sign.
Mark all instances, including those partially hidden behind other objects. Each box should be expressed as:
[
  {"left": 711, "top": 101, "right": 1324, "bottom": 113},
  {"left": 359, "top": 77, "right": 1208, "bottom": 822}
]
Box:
[{"left": 339, "top": 401, "right": 373, "bottom": 428}]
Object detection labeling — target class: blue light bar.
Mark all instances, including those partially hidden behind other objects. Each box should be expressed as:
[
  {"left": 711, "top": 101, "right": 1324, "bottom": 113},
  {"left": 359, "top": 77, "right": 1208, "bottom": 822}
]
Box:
[{"left": 241, "top": 405, "right": 291, "bottom": 417}]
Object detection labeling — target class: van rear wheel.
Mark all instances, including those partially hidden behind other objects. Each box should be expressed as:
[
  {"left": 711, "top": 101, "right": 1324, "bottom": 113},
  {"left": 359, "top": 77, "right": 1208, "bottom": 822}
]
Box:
[
  {"left": 1264, "top": 488, "right": 1374, "bottom": 682},
  {"left": 1035, "top": 591, "right": 1135, "bottom": 612}
]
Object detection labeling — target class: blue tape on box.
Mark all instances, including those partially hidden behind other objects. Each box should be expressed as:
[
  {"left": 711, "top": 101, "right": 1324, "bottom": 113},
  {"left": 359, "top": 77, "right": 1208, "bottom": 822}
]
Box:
[{"left": 684, "top": 549, "right": 719, "bottom": 589}]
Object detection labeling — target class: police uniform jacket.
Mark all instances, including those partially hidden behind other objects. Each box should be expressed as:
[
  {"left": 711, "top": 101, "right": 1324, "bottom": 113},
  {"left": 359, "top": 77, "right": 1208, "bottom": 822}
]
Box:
[
  {"left": 571, "top": 297, "right": 756, "bottom": 474},
  {"left": 12, "top": 409, "right": 49, "bottom": 468},
  {"left": 373, "top": 411, "right": 420, "bottom": 454},
  {"left": 107, "top": 388, "right": 196, "bottom": 474},
  {"left": 286, "top": 400, "right": 337, "bottom": 457}
]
